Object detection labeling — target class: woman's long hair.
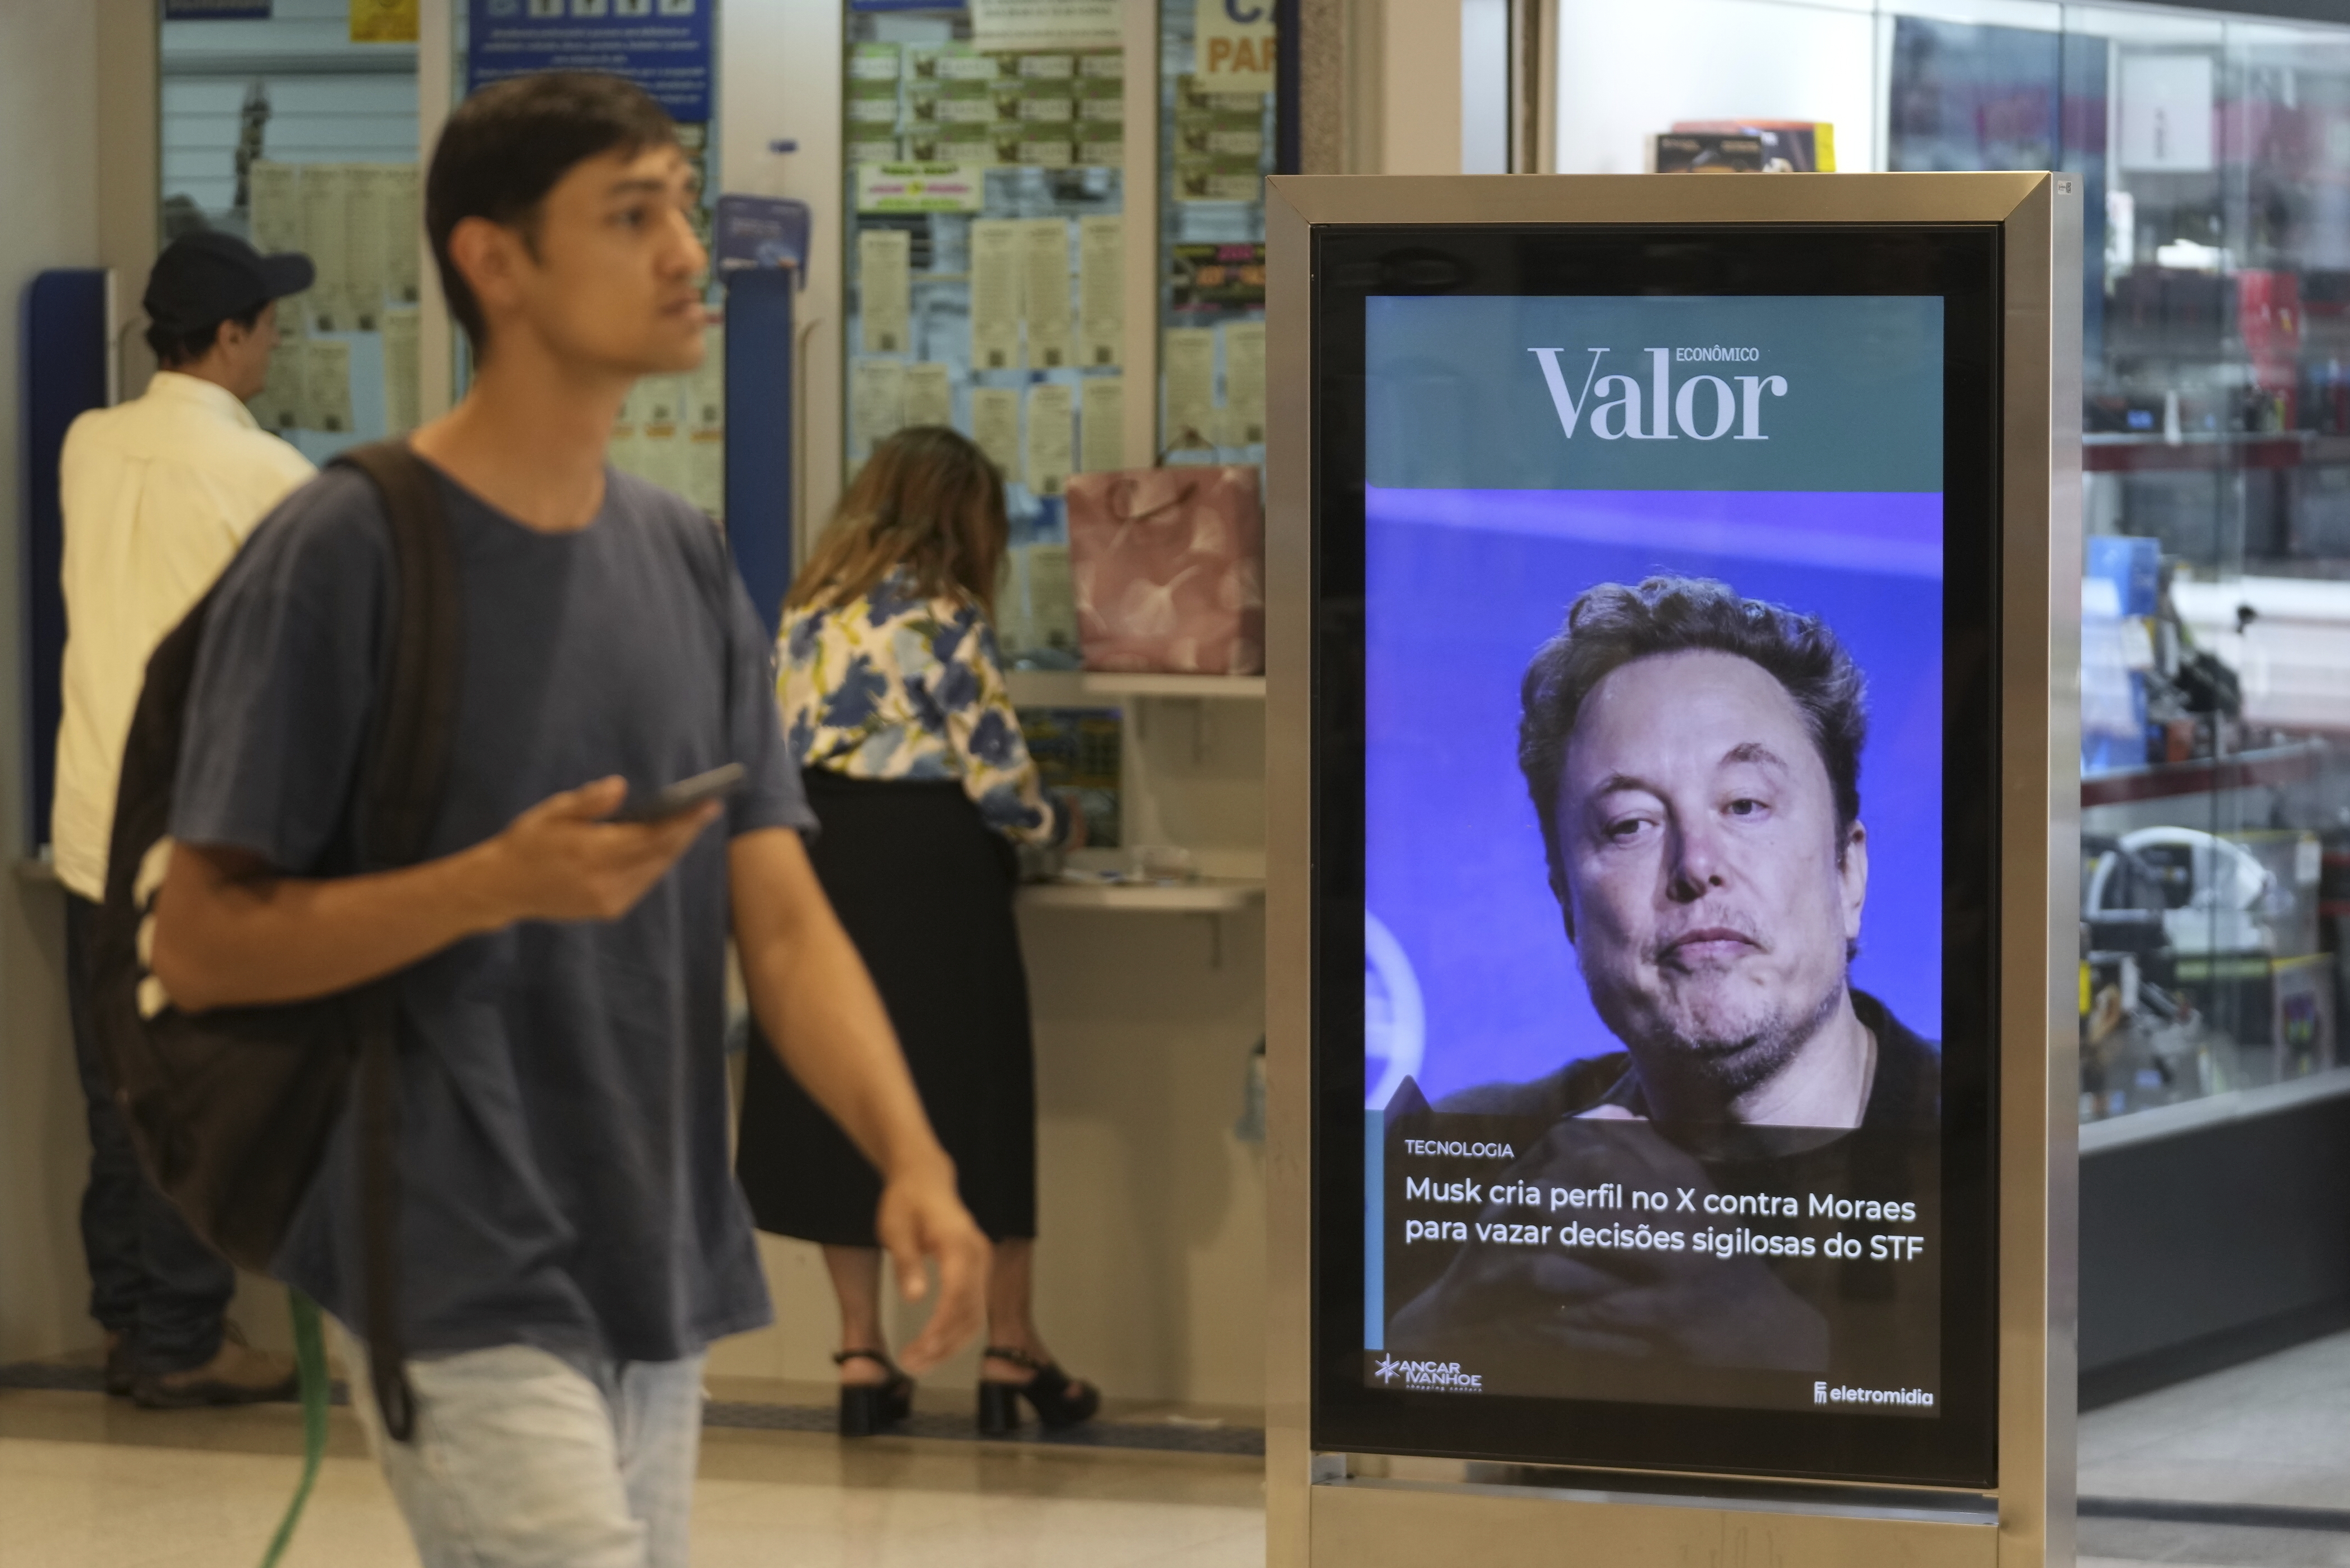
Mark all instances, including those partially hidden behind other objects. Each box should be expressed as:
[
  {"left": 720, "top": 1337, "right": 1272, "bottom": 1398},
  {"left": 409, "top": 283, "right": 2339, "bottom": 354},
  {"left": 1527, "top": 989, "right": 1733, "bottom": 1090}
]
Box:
[{"left": 786, "top": 426, "right": 1009, "bottom": 616}]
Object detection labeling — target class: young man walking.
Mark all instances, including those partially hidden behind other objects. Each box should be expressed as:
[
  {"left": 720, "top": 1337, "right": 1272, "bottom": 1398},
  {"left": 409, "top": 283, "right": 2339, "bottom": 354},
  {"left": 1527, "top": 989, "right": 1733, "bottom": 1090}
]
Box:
[
  {"left": 147, "top": 74, "right": 989, "bottom": 1567},
  {"left": 55, "top": 230, "right": 316, "bottom": 1408}
]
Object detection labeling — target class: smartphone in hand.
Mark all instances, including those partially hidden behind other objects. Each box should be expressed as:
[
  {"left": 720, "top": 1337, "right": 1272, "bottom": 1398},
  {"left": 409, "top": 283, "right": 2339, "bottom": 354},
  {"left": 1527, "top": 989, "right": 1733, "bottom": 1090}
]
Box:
[{"left": 608, "top": 763, "right": 747, "bottom": 824}]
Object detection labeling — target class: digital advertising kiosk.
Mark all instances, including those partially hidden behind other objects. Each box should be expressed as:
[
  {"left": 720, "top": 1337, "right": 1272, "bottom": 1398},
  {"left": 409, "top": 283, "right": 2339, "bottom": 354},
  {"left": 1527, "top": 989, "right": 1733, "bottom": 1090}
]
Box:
[{"left": 1263, "top": 174, "right": 2082, "bottom": 1566}]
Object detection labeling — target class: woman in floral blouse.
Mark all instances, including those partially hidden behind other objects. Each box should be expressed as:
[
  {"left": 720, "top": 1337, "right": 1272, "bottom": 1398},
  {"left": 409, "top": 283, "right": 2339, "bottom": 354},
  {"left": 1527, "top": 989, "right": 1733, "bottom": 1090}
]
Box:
[{"left": 734, "top": 426, "right": 1097, "bottom": 1440}]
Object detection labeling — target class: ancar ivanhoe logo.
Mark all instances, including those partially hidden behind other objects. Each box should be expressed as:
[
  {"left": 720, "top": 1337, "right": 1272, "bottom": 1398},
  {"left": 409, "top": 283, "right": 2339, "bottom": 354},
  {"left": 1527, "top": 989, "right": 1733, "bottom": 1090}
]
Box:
[
  {"left": 1369, "top": 1354, "right": 1484, "bottom": 1392},
  {"left": 1530, "top": 347, "right": 1787, "bottom": 443}
]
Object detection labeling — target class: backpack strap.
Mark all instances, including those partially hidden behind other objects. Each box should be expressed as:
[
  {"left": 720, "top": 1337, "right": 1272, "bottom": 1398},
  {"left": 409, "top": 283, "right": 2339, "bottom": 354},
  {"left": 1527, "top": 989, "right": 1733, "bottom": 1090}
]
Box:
[
  {"left": 327, "top": 442, "right": 462, "bottom": 1446},
  {"left": 342, "top": 443, "right": 462, "bottom": 868}
]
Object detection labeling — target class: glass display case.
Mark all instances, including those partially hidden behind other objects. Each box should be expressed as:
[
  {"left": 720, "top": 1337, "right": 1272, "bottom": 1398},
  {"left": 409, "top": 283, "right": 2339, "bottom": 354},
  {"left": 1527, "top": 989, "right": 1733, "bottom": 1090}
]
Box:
[{"left": 1888, "top": 6, "right": 2350, "bottom": 1129}]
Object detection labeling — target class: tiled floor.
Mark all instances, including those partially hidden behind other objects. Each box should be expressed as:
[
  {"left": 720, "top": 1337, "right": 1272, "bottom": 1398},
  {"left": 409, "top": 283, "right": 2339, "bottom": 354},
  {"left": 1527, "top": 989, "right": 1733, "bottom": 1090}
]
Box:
[
  {"left": 0, "top": 1385, "right": 1266, "bottom": 1568},
  {"left": 9, "top": 1333, "right": 2350, "bottom": 1567},
  {"left": 2077, "top": 1328, "right": 2350, "bottom": 1566},
  {"left": 2081, "top": 1330, "right": 2350, "bottom": 1510}
]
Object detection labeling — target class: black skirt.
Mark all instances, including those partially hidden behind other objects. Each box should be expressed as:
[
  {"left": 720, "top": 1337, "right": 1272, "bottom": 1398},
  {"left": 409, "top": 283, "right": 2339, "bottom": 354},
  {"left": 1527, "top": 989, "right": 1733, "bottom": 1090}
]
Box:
[{"left": 735, "top": 769, "right": 1038, "bottom": 1246}]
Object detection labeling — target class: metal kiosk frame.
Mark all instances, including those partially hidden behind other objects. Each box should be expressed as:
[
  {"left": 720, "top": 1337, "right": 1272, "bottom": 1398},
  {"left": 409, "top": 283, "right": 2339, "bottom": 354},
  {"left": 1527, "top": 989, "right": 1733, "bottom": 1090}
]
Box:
[{"left": 1263, "top": 173, "right": 2083, "bottom": 1568}]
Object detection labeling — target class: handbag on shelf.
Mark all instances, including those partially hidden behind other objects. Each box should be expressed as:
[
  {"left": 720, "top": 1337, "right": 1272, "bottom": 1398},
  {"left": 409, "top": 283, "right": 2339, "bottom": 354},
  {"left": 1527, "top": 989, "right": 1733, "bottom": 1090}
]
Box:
[{"left": 1063, "top": 463, "right": 1264, "bottom": 676}]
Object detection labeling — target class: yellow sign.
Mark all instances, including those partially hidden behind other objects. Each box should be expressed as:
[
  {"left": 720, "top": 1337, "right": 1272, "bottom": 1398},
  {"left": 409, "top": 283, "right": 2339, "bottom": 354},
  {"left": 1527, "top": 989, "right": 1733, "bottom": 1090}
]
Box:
[
  {"left": 1195, "top": 0, "right": 1276, "bottom": 97},
  {"left": 350, "top": 0, "right": 418, "bottom": 45}
]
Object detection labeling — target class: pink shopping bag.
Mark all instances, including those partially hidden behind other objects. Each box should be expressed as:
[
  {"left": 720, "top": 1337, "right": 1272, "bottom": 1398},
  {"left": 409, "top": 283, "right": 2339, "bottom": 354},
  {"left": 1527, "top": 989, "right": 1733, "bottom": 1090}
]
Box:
[{"left": 1064, "top": 465, "right": 1264, "bottom": 676}]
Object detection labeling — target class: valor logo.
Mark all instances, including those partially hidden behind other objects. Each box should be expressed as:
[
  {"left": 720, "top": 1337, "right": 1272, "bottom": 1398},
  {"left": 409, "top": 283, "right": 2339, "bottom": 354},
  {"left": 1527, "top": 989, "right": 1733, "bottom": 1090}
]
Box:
[{"left": 1529, "top": 347, "right": 1788, "bottom": 444}]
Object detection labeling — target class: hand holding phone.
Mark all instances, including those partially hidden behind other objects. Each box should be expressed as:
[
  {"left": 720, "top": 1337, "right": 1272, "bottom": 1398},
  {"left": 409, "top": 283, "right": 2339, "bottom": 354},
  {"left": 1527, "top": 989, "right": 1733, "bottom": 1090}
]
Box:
[{"left": 608, "top": 763, "right": 747, "bottom": 824}]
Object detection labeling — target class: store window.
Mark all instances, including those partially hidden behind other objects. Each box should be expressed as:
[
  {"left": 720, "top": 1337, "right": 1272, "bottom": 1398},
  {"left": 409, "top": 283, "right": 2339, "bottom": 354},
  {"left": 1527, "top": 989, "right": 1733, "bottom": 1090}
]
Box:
[
  {"left": 1884, "top": 7, "right": 2350, "bottom": 1125},
  {"left": 161, "top": 0, "right": 422, "bottom": 462},
  {"left": 838, "top": 2, "right": 1130, "bottom": 665},
  {"left": 1158, "top": 0, "right": 1273, "bottom": 465},
  {"left": 1556, "top": 0, "right": 2350, "bottom": 1526}
]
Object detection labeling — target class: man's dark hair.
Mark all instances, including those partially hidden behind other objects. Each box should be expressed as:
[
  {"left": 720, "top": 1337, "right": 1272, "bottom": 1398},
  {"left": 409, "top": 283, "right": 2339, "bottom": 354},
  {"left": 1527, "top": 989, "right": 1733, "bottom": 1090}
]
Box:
[
  {"left": 146, "top": 303, "right": 265, "bottom": 371},
  {"left": 1518, "top": 575, "right": 1868, "bottom": 894},
  {"left": 426, "top": 71, "right": 677, "bottom": 356}
]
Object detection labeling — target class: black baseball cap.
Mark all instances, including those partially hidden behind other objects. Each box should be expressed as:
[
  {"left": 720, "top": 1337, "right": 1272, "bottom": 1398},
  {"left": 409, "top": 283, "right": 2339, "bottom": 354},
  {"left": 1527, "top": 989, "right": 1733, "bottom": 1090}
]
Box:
[{"left": 142, "top": 231, "right": 314, "bottom": 334}]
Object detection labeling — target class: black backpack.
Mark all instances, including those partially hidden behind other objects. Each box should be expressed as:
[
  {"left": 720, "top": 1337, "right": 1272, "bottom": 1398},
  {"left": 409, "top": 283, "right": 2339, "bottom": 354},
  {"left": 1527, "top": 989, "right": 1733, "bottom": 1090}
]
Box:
[{"left": 88, "top": 441, "right": 459, "bottom": 1442}]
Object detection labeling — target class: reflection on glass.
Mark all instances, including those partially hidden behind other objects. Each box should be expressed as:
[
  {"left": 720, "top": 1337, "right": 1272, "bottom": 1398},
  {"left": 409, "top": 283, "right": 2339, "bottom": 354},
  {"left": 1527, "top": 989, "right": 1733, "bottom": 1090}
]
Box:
[
  {"left": 1892, "top": 12, "right": 2350, "bottom": 1124},
  {"left": 1158, "top": 0, "right": 1271, "bottom": 466},
  {"left": 842, "top": 4, "right": 1128, "bottom": 666}
]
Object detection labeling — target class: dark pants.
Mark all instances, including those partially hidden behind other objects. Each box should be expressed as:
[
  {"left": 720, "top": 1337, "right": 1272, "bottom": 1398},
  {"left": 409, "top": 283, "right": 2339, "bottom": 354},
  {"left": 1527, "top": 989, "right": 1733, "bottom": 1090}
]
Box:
[{"left": 65, "top": 892, "right": 232, "bottom": 1375}]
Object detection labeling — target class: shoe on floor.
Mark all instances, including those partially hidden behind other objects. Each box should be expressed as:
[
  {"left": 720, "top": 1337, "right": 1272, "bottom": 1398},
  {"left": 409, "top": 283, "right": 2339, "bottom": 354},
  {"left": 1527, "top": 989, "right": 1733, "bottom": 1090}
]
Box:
[
  {"left": 132, "top": 1323, "right": 298, "bottom": 1410},
  {"left": 103, "top": 1332, "right": 134, "bottom": 1399}
]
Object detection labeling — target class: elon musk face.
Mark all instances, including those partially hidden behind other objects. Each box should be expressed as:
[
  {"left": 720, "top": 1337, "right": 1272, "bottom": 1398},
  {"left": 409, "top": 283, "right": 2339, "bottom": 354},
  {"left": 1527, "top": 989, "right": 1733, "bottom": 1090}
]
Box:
[{"left": 1551, "top": 648, "right": 1868, "bottom": 1101}]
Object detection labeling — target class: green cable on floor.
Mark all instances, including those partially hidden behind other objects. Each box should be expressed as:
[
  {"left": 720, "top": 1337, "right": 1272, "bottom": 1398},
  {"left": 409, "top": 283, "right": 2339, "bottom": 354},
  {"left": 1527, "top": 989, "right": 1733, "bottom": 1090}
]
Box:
[{"left": 259, "top": 1288, "right": 329, "bottom": 1568}]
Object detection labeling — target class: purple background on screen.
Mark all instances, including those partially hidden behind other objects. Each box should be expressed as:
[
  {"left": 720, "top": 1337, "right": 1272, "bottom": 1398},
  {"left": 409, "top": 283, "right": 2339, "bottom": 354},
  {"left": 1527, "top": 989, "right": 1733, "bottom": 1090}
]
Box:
[{"left": 1364, "top": 487, "right": 1945, "bottom": 1105}]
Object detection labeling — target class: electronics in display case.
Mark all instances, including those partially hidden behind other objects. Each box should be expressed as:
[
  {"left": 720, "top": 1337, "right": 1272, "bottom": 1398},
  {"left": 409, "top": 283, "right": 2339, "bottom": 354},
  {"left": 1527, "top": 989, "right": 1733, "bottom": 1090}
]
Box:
[{"left": 1263, "top": 174, "right": 2081, "bottom": 1547}]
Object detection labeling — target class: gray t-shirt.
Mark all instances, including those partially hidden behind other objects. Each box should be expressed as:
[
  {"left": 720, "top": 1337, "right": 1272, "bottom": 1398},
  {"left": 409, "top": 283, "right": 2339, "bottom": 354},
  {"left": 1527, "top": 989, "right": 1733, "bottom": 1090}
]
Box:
[{"left": 171, "top": 462, "right": 815, "bottom": 1361}]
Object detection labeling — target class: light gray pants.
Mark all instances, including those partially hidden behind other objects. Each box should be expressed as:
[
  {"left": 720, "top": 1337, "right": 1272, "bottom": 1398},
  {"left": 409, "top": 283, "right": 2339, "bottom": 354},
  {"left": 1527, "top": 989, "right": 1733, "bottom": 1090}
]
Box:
[{"left": 338, "top": 1323, "right": 706, "bottom": 1568}]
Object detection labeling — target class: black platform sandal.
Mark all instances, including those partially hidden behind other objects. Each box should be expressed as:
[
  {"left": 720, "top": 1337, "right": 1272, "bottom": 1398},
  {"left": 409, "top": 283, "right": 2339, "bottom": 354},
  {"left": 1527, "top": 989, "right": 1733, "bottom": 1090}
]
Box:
[
  {"left": 976, "top": 1346, "right": 1101, "bottom": 1435},
  {"left": 835, "top": 1349, "right": 914, "bottom": 1437}
]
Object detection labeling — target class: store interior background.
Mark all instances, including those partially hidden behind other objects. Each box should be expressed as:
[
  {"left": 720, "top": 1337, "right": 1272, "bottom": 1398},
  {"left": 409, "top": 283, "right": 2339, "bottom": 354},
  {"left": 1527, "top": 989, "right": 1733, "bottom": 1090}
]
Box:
[{"left": 3, "top": 0, "right": 2349, "bottom": 1504}]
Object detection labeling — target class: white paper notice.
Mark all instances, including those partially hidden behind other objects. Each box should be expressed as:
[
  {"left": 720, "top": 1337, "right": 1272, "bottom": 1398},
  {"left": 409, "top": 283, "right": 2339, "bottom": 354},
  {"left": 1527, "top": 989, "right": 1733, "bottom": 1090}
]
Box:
[
  {"left": 251, "top": 338, "right": 305, "bottom": 433},
  {"left": 1162, "top": 327, "right": 1217, "bottom": 450},
  {"left": 852, "top": 359, "right": 907, "bottom": 454},
  {"left": 1077, "top": 215, "right": 1123, "bottom": 369},
  {"left": 345, "top": 164, "right": 390, "bottom": 328},
  {"left": 1080, "top": 375, "right": 1124, "bottom": 474},
  {"left": 1022, "top": 218, "right": 1073, "bottom": 370},
  {"left": 299, "top": 165, "right": 353, "bottom": 332},
  {"left": 996, "top": 545, "right": 1037, "bottom": 654},
  {"left": 2119, "top": 54, "right": 2215, "bottom": 173},
  {"left": 858, "top": 228, "right": 913, "bottom": 355},
  {"left": 904, "top": 362, "right": 956, "bottom": 428},
  {"left": 381, "top": 306, "right": 420, "bottom": 434},
  {"left": 1221, "top": 319, "right": 1267, "bottom": 446},
  {"left": 1024, "top": 382, "right": 1074, "bottom": 497},
  {"left": 690, "top": 323, "right": 725, "bottom": 433},
  {"left": 611, "top": 384, "right": 646, "bottom": 479},
  {"left": 300, "top": 338, "right": 354, "bottom": 433},
  {"left": 1025, "top": 542, "right": 1077, "bottom": 650},
  {"left": 637, "top": 375, "right": 689, "bottom": 494},
  {"left": 689, "top": 327, "right": 725, "bottom": 517},
  {"left": 969, "top": 218, "right": 1024, "bottom": 371},
  {"left": 249, "top": 162, "right": 307, "bottom": 332},
  {"left": 971, "top": 386, "right": 1023, "bottom": 479},
  {"left": 248, "top": 161, "right": 303, "bottom": 253},
  {"left": 689, "top": 430, "right": 725, "bottom": 518},
  {"left": 971, "top": 0, "right": 1119, "bottom": 52},
  {"left": 382, "top": 165, "right": 422, "bottom": 304}
]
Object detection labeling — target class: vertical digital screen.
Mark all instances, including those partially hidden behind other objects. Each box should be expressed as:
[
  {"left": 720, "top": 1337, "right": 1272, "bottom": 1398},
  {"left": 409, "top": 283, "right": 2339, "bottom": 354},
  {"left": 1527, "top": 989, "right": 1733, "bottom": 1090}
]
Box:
[
  {"left": 1364, "top": 297, "right": 1945, "bottom": 1416},
  {"left": 1311, "top": 226, "right": 2001, "bottom": 1488}
]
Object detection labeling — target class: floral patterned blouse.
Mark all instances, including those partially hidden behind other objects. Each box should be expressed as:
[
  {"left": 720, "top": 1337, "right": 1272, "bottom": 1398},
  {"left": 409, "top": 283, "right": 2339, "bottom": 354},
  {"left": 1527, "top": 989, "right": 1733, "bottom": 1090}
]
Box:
[{"left": 778, "top": 568, "right": 1060, "bottom": 846}]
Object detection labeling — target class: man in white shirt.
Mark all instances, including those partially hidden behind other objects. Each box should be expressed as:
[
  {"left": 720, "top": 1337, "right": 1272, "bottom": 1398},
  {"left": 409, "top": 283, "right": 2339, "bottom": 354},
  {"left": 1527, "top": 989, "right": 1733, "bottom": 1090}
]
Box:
[{"left": 55, "top": 231, "right": 316, "bottom": 1408}]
